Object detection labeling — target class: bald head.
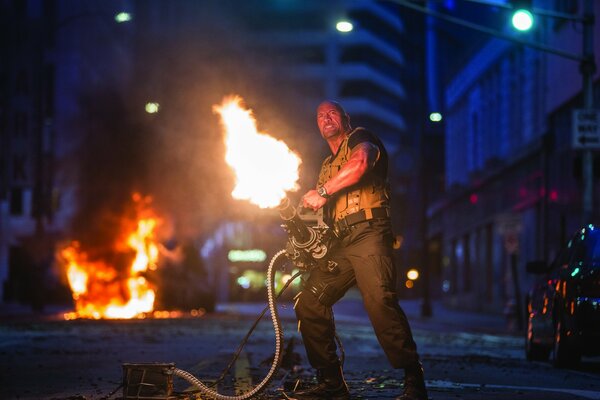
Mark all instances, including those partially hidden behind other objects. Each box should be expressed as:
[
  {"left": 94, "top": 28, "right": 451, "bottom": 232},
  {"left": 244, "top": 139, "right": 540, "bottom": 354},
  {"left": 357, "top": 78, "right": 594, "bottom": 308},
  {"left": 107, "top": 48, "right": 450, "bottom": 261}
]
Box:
[
  {"left": 316, "top": 100, "right": 351, "bottom": 140},
  {"left": 317, "top": 100, "right": 346, "bottom": 115}
]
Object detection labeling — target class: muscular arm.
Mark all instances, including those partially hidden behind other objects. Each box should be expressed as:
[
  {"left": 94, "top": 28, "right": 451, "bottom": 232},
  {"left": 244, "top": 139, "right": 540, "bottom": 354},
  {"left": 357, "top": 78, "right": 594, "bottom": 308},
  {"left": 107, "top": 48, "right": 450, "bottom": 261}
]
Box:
[
  {"left": 323, "top": 142, "right": 380, "bottom": 195},
  {"left": 302, "top": 142, "right": 380, "bottom": 210}
]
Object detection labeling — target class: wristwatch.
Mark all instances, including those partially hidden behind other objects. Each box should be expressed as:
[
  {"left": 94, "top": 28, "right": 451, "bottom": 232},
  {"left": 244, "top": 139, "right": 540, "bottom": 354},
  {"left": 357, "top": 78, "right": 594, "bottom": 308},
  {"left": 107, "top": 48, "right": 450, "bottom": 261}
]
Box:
[{"left": 317, "top": 186, "right": 331, "bottom": 199}]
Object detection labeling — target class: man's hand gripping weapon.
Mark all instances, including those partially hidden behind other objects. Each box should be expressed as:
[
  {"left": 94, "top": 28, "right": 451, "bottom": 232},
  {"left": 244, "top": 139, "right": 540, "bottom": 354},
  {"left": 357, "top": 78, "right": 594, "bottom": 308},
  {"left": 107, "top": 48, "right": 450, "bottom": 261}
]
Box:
[{"left": 278, "top": 197, "right": 338, "bottom": 273}]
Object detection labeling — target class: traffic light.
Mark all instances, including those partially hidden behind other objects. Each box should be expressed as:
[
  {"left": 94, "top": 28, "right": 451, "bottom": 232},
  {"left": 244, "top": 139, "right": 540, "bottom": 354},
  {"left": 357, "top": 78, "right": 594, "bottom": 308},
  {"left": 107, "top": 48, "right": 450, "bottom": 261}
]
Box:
[{"left": 511, "top": 0, "right": 534, "bottom": 31}]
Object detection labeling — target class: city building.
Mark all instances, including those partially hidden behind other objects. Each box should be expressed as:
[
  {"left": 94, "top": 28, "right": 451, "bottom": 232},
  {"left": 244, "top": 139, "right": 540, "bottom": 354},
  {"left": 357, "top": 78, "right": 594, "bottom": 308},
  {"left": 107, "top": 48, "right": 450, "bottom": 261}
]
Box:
[
  {"left": 0, "top": 0, "right": 134, "bottom": 307},
  {"left": 428, "top": 0, "right": 600, "bottom": 313}
]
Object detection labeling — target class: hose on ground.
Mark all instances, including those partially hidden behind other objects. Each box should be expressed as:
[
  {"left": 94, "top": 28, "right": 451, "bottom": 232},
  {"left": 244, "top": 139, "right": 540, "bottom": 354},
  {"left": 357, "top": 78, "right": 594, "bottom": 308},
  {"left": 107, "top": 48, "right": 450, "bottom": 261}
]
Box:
[{"left": 172, "top": 249, "right": 288, "bottom": 400}]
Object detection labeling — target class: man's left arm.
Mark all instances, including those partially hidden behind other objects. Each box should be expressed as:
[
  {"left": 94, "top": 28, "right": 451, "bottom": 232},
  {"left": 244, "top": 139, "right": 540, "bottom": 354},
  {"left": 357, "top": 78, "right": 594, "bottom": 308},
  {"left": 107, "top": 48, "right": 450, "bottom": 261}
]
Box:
[{"left": 302, "top": 142, "right": 380, "bottom": 210}]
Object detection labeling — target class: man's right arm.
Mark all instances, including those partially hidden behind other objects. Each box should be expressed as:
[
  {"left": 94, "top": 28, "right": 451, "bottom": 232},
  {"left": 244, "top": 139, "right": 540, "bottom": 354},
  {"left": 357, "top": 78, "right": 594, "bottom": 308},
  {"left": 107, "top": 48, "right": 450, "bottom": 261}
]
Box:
[{"left": 302, "top": 142, "right": 380, "bottom": 211}]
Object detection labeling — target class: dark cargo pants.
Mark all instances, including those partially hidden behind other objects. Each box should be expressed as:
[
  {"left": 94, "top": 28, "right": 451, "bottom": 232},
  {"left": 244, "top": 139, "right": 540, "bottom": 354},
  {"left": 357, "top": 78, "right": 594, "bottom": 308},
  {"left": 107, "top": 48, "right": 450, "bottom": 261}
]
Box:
[{"left": 294, "top": 219, "right": 419, "bottom": 370}]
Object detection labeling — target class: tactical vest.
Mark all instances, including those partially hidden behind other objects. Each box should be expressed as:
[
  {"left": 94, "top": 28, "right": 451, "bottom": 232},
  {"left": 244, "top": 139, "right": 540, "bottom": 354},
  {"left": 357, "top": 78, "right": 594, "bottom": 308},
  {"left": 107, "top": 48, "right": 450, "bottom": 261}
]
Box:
[{"left": 317, "top": 128, "right": 390, "bottom": 223}]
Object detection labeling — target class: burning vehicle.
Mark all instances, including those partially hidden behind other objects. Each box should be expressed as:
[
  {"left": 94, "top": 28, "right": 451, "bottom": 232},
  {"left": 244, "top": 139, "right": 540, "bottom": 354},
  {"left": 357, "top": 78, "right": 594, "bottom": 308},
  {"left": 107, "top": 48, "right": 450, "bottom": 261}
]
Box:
[{"left": 58, "top": 193, "right": 214, "bottom": 320}]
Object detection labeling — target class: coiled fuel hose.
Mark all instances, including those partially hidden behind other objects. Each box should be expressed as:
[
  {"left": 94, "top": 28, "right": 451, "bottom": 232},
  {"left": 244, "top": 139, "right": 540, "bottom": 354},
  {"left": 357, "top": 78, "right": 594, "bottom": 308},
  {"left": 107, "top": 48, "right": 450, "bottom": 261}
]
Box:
[{"left": 172, "top": 249, "right": 288, "bottom": 400}]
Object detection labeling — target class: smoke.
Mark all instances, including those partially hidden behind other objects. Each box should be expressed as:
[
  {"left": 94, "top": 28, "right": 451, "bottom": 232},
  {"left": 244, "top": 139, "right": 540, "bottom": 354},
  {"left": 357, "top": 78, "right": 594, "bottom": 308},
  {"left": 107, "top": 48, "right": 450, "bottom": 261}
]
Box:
[
  {"left": 66, "top": 2, "right": 325, "bottom": 248},
  {"left": 68, "top": 88, "right": 153, "bottom": 258},
  {"left": 130, "top": 3, "right": 323, "bottom": 238}
]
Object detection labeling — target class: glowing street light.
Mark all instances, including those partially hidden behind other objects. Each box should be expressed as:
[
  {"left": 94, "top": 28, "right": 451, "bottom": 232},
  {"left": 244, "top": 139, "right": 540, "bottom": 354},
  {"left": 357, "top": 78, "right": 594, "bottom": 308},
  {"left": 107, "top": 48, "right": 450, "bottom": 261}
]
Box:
[
  {"left": 429, "top": 112, "right": 443, "bottom": 122},
  {"left": 115, "top": 12, "right": 132, "bottom": 23},
  {"left": 145, "top": 102, "right": 160, "bottom": 114},
  {"left": 407, "top": 269, "right": 420, "bottom": 281},
  {"left": 511, "top": 9, "right": 534, "bottom": 31},
  {"left": 336, "top": 20, "right": 354, "bottom": 33}
]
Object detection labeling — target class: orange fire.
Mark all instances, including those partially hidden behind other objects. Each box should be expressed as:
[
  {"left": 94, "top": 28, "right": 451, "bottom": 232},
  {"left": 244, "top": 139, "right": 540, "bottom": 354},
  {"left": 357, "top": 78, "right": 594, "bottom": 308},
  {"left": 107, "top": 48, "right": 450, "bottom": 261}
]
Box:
[
  {"left": 214, "top": 96, "right": 301, "bottom": 208},
  {"left": 60, "top": 194, "right": 161, "bottom": 320}
]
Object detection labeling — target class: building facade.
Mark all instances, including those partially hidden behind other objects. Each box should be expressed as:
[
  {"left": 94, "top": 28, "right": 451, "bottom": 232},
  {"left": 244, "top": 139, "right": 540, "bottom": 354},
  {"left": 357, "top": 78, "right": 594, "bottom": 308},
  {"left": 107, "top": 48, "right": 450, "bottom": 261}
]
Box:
[
  {"left": 429, "top": 0, "right": 600, "bottom": 313},
  {"left": 0, "top": 0, "right": 134, "bottom": 307}
]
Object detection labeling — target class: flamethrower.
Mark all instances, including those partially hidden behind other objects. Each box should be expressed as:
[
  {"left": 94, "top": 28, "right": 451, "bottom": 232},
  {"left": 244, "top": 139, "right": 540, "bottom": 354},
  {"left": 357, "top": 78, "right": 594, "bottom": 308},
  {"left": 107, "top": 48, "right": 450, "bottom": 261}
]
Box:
[{"left": 278, "top": 197, "right": 338, "bottom": 273}]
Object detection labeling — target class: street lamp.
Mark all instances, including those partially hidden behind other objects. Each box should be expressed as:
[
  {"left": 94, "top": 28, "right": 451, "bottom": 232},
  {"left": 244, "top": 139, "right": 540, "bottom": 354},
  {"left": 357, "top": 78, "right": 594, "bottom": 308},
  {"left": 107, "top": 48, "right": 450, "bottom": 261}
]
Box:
[
  {"left": 336, "top": 20, "right": 354, "bottom": 33},
  {"left": 114, "top": 12, "right": 132, "bottom": 24},
  {"left": 429, "top": 112, "right": 443, "bottom": 122},
  {"left": 510, "top": 0, "right": 534, "bottom": 31},
  {"left": 407, "top": 268, "right": 420, "bottom": 281},
  {"left": 145, "top": 102, "right": 160, "bottom": 114},
  {"left": 511, "top": 9, "right": 534, "bottom": 31}
]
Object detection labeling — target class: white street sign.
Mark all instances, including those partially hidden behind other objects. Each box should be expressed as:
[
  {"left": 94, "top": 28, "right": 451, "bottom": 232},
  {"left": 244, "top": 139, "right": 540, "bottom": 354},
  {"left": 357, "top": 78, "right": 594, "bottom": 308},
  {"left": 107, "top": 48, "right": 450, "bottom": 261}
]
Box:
[
  {"left": 572, "top": 109, "right": 600, "bottom": 149},
  {"left": 496, "top": 213, "right": 522, "bottom": 235},
  {"left": 496, "top": 213, "right": 522, "bottom": 255}
]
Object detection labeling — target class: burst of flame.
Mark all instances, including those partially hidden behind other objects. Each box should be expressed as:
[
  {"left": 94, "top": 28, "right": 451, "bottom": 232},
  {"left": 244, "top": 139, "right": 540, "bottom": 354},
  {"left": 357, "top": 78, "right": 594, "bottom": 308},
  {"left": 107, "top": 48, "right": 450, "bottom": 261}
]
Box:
[
  {"left": 213, "top": 96, "right": 301, "bottom": 208},
  {"left": 61, "top": 194, "right": 160, "bottom": 319}
]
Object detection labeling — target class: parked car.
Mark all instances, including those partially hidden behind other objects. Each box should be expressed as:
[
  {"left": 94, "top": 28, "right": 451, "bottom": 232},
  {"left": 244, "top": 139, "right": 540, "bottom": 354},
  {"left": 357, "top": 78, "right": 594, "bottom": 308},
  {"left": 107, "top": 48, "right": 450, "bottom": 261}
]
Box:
[{"left": 525, "top": 224, "right": 600, "bottom": 367}]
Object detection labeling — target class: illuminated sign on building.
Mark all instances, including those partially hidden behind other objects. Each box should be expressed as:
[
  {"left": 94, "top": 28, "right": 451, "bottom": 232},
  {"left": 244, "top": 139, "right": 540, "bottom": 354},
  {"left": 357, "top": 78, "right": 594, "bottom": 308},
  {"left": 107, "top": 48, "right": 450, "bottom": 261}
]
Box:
[{"left": 228, "top": 249, "right": 267, "bottom": 263}]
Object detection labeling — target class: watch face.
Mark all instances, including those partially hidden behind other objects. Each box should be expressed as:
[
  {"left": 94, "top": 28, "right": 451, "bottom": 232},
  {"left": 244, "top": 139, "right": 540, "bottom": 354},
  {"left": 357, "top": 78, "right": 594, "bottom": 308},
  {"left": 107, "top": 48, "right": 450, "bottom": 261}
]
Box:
[{"left": 318, "top": 187, "right": 327, "bottom": 198}]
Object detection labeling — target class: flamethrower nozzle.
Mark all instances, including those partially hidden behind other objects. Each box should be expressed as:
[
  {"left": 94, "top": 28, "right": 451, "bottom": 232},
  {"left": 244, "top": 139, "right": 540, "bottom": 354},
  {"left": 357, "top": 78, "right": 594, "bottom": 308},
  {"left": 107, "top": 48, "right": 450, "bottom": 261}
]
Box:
[{"left": 277, "top": 197, "right": 311, "bottom": 244}]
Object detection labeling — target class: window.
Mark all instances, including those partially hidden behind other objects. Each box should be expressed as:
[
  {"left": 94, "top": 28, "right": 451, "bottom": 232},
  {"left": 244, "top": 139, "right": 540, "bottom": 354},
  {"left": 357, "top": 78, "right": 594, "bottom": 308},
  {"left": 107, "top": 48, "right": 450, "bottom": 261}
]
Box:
[
  {"left": 575, "top": 230, "right": 600, "bottom": 264},
  {"left": 340, "top": 45, "right": 401, "bottom": 78},
  {"left": 549, "top": 238, "right": 572, "bottom": 272},
  {"left": 12, "top": 154, "right": 27, "bottom": 181},
  {"left": 44, "top": 64, "right": 55, "bottom": 117},
  {"left": 339, "top": 80, "right": 402, "bottom": 114},
  {"left": 591, "top": 232, "right": 600, "bottom": 263},
  {"left": 553, "top": 0, "right": 578, "bottom": 31},
  {"left": 10, "top": 187, "right": 23, "bottom": 215},
  {"left": 14, "top": 112, "right": 27, "bottom": 137},
  {"left": 16, "top": 69, "right": 28, "bottom": 94}
]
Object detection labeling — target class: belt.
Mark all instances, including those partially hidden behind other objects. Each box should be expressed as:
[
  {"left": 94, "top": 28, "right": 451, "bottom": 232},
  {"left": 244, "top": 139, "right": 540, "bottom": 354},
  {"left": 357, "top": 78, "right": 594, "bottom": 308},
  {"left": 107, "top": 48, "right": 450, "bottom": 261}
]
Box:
[{"left": 333, "top": 207, "right": 390, "bottom": 235}]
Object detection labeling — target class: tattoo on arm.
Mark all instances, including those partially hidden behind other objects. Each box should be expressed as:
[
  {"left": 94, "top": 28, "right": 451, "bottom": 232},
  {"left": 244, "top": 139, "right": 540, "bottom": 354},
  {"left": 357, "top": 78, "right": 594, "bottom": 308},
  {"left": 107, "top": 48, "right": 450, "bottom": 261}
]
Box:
[{"left": 349, "top": 142, "right": 380, "bottom": 170}]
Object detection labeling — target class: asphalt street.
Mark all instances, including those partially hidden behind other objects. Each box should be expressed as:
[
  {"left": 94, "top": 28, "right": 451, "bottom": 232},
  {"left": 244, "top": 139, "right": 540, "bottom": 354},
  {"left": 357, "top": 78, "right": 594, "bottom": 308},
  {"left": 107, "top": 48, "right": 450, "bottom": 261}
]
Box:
[{"left": 1, "top": 294, "right": 600, "bottom": 400}]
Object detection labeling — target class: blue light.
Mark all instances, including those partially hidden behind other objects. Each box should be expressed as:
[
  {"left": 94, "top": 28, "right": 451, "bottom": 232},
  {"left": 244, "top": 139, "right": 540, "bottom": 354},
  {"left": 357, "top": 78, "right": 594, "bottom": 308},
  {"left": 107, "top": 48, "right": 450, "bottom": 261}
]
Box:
[
  {"left": 512, "top": 10, "right": 534, "bottom": 31},
  {"left": 237, "top": 276, "right": 251, "bottom": 289},
  {"left": 571, "top": 267, "right": 580, "bottom": 277}
]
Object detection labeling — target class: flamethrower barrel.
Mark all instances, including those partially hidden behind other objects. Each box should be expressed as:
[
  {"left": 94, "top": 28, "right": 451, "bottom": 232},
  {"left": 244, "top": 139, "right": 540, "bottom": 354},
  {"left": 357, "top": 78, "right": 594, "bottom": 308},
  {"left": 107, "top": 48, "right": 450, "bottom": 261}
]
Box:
[{"left": 277, "top": 197, "right": 311, "bottom": 244}]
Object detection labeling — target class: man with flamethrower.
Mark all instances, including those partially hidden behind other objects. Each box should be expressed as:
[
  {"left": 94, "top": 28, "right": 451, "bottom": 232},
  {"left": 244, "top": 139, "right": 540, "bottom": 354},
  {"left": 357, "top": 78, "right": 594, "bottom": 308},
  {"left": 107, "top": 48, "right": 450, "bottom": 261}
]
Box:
[{"left": 290, "top": 101, "right": 427, "bottom": 400}]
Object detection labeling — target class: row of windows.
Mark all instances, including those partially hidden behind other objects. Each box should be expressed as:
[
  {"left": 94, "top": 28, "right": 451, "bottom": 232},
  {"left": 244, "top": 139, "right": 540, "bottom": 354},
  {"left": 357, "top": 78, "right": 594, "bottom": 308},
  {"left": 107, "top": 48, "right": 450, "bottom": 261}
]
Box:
[
  {"left": 448, "top": 225, "right": 495, "bottom": 300},
  {"left": 286, "top": 43, "right": 403, "bottom": 82},
  {"left": 4, "top": 184, "right": 58, "bottom": 217},
  {"left": 339, "top": 80, "right": 403, "bottom": 116},
  {"left": 10, "top": 187, "right": 23, "bottom": 215},
  {"left": 446, "top": 47, "right": 541, "bottom": 186},
  {"left": 339, "top": 45, "right": 402, "bottom": 80},
  {"left": 348, "top": 8, "right": 402, "bottom": 50},
  {"left": 11, "top": 65, "right": 55, "bottom": 113}
]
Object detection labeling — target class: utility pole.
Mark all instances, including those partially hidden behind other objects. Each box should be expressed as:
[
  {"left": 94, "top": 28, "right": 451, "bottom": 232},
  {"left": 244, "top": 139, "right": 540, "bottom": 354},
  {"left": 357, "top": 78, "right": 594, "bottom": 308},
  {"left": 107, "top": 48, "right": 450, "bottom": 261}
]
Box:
[
  {"left": 581, "top": 0, "right": 596, "bottom": 224},
  {"left": 420, "top": 0, "right": 436, "bottom": 318}
]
